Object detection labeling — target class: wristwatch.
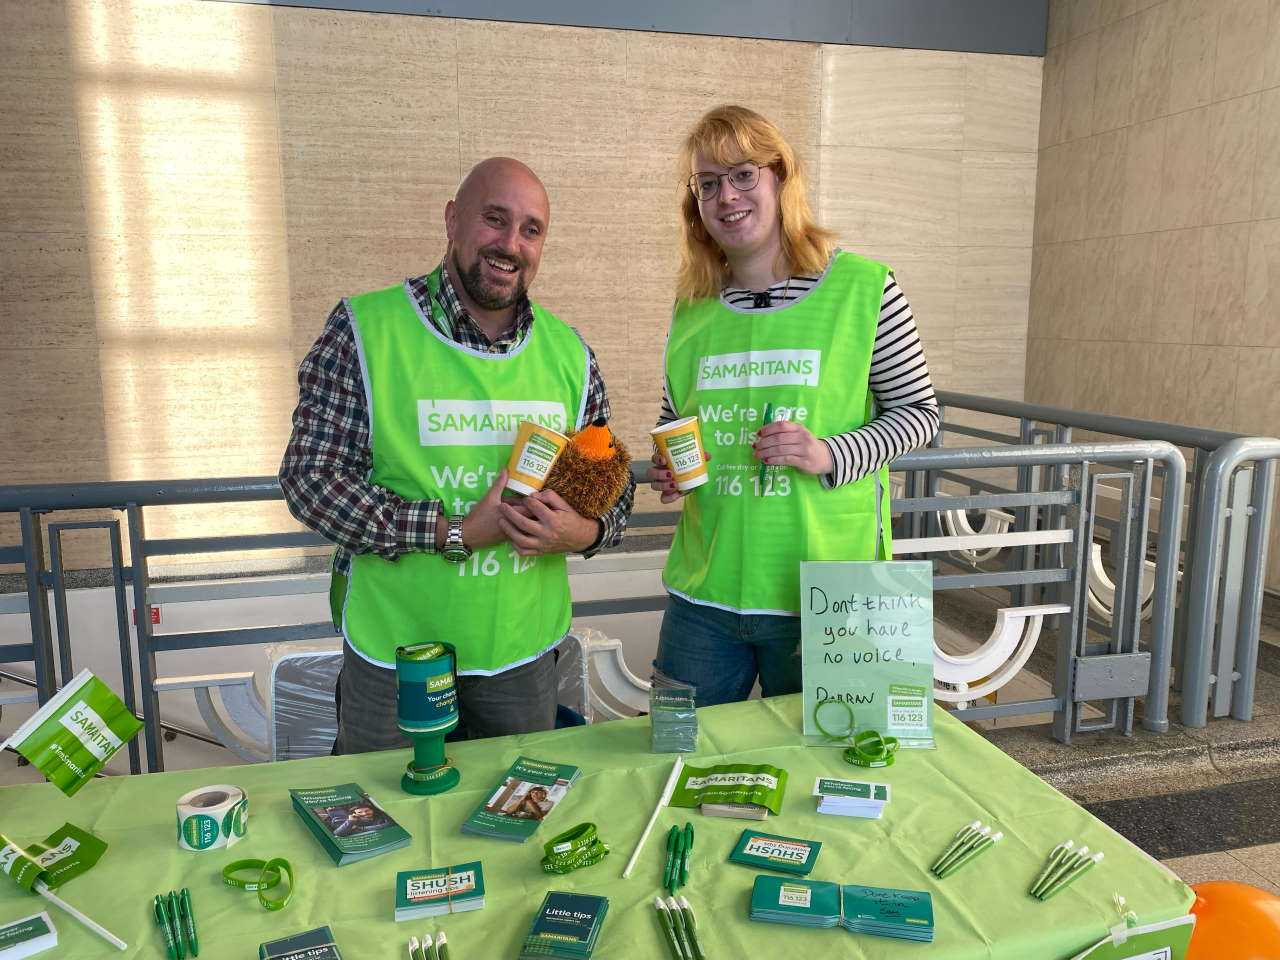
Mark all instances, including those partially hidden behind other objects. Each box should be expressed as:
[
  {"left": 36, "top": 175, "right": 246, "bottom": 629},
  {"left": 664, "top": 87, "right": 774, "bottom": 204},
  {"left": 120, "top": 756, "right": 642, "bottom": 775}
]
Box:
[{"left": 441, "top": 515, "right": 472, "bottom": 564}]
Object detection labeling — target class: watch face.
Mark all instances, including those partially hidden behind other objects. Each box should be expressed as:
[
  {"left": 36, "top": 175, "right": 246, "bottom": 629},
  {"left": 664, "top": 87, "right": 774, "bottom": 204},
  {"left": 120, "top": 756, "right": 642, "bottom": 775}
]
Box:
[{"left": 442, "top": 544, "right": 469, "bottom": 563}]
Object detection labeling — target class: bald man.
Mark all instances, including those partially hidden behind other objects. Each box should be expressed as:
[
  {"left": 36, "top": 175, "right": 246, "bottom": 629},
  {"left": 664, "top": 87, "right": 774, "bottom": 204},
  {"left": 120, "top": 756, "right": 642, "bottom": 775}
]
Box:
[{"left": 281, "top": 158, "right": 635, "bottom": 754}]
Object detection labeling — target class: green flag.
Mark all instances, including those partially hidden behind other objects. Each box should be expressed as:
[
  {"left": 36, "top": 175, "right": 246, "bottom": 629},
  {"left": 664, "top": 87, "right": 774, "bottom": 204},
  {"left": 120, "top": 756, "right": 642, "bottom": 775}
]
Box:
[
  {"left": 3, "top": 669, "right": 142, "bottom": 796},
  {"left": 0, "top": 824, "right": 107, "bottom": 894}
]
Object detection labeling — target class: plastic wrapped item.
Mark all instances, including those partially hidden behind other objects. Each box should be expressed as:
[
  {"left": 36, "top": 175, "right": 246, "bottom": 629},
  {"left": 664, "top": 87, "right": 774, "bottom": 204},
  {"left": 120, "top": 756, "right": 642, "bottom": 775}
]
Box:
[
  {"left": 265, "top": 644, "right": 343, "bottom": 761},
  {"left": 649, "top": 682, "right": 698, "bottom": 753}
]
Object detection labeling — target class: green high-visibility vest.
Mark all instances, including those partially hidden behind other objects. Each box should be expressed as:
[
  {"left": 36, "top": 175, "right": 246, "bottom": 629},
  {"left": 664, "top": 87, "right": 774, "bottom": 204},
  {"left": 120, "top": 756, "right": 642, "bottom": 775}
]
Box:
[
  {"left": 663, "top": 251, "right": 892, "bottom": 615},
  {"left": 339, "top": 274, "right": 589, "bottom": 673}
]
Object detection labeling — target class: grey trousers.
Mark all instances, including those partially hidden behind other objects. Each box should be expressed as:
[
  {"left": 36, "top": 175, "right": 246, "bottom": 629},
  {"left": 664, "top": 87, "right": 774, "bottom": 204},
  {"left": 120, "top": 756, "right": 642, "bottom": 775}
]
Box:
[{"left": 332, "top": 642, "right": 560, "bottom": 756}]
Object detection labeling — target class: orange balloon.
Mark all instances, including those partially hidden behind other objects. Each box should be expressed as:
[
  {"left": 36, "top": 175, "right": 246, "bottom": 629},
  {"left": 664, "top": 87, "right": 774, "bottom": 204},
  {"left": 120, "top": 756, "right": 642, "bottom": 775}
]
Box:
[{"left": 1186, "top": 881, "right": 1280, "bottom": 960}]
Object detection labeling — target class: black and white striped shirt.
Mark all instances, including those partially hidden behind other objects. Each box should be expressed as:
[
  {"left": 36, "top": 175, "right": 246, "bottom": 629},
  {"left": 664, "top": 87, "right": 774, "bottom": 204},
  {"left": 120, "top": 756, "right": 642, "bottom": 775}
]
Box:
[{"left": 658, "top": 270, "right": 939, "bottom": 487}]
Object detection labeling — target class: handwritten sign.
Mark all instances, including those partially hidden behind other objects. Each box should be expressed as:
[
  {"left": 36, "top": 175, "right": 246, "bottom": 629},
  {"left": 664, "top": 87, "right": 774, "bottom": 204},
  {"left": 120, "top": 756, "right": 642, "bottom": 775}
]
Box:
[{"left": 800, "top": 561, "right": 935, "bottom": 748}]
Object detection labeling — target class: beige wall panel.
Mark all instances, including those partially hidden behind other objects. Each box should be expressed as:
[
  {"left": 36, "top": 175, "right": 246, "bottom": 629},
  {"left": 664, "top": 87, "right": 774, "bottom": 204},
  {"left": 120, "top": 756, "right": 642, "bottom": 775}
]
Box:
[
  {"left": 1244, "top": 216, "right": 1280, "bottom": 347},
  {"left": 1085, "top": 127, "right": 1128, "bottom": 238},
  {"left": 1112, "top": 232, "right": 1158, "bottom": 341},
  {"left": 274, "top": 10, "right": 459, "bottom": 240},
  {"left": 1060, "top": 137, "right": 1095, "bottom": 242},
  {"left": 1131, "top": 1, "right": 1175, "bottom": 124},
  {"left": 1059, "top": 32, "right": 1100, "bottom": 143},
  {"left": 1252, "top": 86, "right": 1280, "bottom": 220},
  {"left": 94, "top": 342, "right": 296, "bottom": 479},
  {"left": 959, "top": 152, "right": 1037, "bottom": 247},
  {"left": 1069, "top": 0, "right": 1105, "bottom": 39},
  {"left": 951, "top": 337, "right": 1026, "bottom": 398},
  {"left": 818, "top": 146, "right": 961, "bottom": 248},
  {"left": 0, "top": 2, "right": 79, "bottom": 80},
  {"left": 820, "top": 47, "right": 964, "bottom": 149},
  {"left": 65, "top": 0, "right": 277, "bottom": 83},
  {"left": 1040, "top": 45, "right": 1066, "bottom": 150},
  {"left": 920, "top": 338, "right": 953, "bottom": 389},
  {"left": 1047, "top": 0, "right": 1073, "bottom": 50},
  {"left": 1195, "top": 221, "right": 1250, "bottom": 344},
  {"left": 1182, "top": 344, "right": 1240, "bottom": 429},
  {"left": 1121, "top": 116, "right": 1168, "bottom": 235},
  {"left": 74, "top": 81, "right": 285, "bottom": 239},
  {"left": 1072, "top": 339, "right": 1116, "bottom": 411},
  {"left": 1234, "top": 345, "right": 1280, "bottom": 435},
  {"left": 457, "top": 22, "right": 628, "bottom": 186},
  {"left": 285, "top": 235, "right": 439, "bottom": 352},
  {"left": 86, "top": 233, "right": 292, "bottom": 340},
  {"left": 1160, "top": 105, "right": 1210, "bottom": 231},
  {"left": 1266, "top": 0, "right": 1280, "bottom": 88},
  {"left": 1078, "top": 236, "right": 1122, "bottom": 341},
  {"left": 1168, "top": 0, "right": 1219, "bottom": 114},
  {"left": 1033, "top": 141, "right": 1063, "bottom": 243},
  {"left": 1092, "top": 15, "right": 1136, "bottom": 134},
  {"left": 1027, "top": 244, "right": 1056, "bottom": 340},
  {"left": 1024, "top": 337, "right": 1055, "bottom": 405},
  {"left": 963, "top": 54, "right": 1042, "bottom": 152},
  {"left": 1205, "top": 93, "right": 1260, "bottom": 226},
  {"left": 0, "top": 233, "right": 96, "bottom": 350},
  {"left": 1214, "top": 0, "right": 1269, "bottom": 102},
  {"left": 1045, "top": 239, "right": 1085, "bottom": 339},
  {"left": 0, "top": 79, "right": 88, "bottom": 235},
  {"left": 956, "top": 246, "right": 1032, "bottom": 340},
  {"left": 0, "top": 348, "right": 111, "bottom": 483},
  {"left": 623, "top": 32, "right": 817, "bottom": 186},
  {"left": 1151, "top": 227, "right": 1201, "bottom": 343},
  {"left": 851, "top": 244, "right": 957, "bottom": 343}
]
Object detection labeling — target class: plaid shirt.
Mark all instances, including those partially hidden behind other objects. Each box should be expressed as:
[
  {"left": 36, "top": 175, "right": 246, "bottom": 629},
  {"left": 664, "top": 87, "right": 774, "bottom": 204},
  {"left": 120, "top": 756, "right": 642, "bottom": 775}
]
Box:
[{"left": 280, "top": 260, "right": 634, "bottom": 576}]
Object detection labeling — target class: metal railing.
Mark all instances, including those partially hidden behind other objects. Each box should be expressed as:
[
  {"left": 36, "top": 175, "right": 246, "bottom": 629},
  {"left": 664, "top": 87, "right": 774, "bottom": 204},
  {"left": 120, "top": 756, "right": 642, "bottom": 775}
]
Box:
[
  {"left": 0, "top": 436, "right": 1197, "bottom": 767},
  {"left": 931, "top": 392, "right": 1280, "bottom": 729}
]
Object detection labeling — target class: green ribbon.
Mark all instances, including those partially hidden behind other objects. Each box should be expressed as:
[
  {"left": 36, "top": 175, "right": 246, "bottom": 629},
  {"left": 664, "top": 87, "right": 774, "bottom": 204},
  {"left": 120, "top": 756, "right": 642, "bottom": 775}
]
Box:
[{"left": 539, "top": 823, "right": 609, "bottom": 874}]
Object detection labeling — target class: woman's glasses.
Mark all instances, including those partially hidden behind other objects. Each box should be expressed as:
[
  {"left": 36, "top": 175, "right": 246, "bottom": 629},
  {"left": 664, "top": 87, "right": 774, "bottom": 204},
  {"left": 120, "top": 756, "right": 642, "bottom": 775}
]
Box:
[{"left": 687, "top": 162, "right": 765, "bottom": 202}]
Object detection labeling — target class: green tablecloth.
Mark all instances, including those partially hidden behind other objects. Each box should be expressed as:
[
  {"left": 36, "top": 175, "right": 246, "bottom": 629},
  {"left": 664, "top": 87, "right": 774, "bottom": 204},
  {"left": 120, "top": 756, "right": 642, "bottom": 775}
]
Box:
[{"left": 0, "top": 696, "right": 1192, "bottom": 959}]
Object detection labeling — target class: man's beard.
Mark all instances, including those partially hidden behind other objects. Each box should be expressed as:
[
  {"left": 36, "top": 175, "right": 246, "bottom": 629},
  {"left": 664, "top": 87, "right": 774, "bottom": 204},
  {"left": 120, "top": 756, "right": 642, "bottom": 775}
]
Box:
[{"left": 453, "top": 249, "right": 527, "bottom": 311}]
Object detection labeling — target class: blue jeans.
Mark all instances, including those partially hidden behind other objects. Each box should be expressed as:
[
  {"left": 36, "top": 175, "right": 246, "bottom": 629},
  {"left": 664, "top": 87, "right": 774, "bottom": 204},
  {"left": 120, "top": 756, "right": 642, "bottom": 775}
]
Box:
[{"left": 652, "top": 594, "right": 802, "bottom": 707}]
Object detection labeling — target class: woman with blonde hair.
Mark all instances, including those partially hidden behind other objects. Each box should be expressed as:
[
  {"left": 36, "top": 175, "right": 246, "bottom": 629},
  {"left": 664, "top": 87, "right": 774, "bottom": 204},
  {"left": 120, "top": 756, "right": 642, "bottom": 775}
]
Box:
[{"left": 648, "top": 104, "right": 939, "bottom": 706}]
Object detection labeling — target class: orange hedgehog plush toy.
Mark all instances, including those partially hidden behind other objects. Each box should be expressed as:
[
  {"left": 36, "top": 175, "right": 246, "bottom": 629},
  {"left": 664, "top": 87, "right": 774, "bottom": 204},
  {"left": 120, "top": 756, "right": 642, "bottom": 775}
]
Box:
[{"left": 543, "top": 418, "right": 632, "bottom": 518}]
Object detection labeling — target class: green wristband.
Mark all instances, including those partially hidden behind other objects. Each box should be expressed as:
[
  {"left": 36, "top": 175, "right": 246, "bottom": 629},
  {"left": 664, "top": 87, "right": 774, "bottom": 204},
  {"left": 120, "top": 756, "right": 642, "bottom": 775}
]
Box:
[
  {"left": 256, "top": 858, "right": 295, "bottom": 911},
  {"left": 540, "top": 822, "right": 610, "bottom": 874},
  {"left": 843, "top": 730, "right": 900, "bottom": 768},
  {"left": 812, "top": 698, "right": 857, "bottom": 743},
  {"left": 222, "top": 859, "right": 282, "bottom": 892}
]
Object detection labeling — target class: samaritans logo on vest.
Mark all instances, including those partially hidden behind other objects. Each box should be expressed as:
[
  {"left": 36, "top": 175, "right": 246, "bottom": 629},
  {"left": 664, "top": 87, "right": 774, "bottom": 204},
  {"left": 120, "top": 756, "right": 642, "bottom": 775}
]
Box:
[
  {"left": 57, "top": 701, "right": 122, "bottom": 762},
  {"left": 418, "top": 399, "right": 567, "bottom": 446},
  {"left": 696, "top": 349, "right": 821, "bottom": 390}
]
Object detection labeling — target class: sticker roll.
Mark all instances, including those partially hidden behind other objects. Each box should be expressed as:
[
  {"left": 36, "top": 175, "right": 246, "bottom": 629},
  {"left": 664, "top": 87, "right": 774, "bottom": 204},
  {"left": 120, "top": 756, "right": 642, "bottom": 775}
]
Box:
[{"left": 176, "top": 784, "right": 248, "bottom": 851}]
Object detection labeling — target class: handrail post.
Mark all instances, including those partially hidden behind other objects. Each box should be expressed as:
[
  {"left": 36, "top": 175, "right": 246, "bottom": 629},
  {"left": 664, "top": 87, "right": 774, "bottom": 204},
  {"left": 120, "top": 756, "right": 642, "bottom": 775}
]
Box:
[
  {"left": 18, "top": 508, "right": 56, "bottom": 704},
  {"left": 126, "top": 502, "right": 163, "bottom": 772}
]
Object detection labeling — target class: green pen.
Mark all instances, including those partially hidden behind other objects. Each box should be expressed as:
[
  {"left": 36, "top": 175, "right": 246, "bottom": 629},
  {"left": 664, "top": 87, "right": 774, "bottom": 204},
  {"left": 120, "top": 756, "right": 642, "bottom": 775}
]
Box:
[
  {"left": 179, "top": 888, "right": 199, "bottom": 957},
  {"left": 677, "top": 896, "right": 707, "bottom": 960},
  {"left": 665, "top": 896, "right": 693, "bottom": 960},
  {"left": 1029, "top": 840, "right": 1073, "bottom": 897},
  {"left": 1035, "top": 845, "right": 1088, "bottom": 898},
  {"left": 935, "top": 825, "right": 990, "bottom": 875},
  {"left": 655, "top": 896, "right": 686, "bottom": 960},
  {"left": 1041, "top": 851, "right": 1104, "bottom": 900},
  {"left": 435, "top": 930, "right": 449, "bottom": 960},
  {"left": 939, "top": 831, "right": 1002, "bottom": 878},
  {"left": 424, "top": 930, "right": 439, "bottom": 960},
  {"left": 671, "top": 828, "right": 687, "bottom": 894},
  {"left": 679, "top": 822, "right": 693, "bottom": 887},
  {"left": 166, "top": 891, "right": 186, "bottom": 960},
  {"left": 931, "top": 821, "right": 980, "bottom": 873},
  {"left": 663, "top": 825, "right": 680, "bottom": 891},
  {"left": 757, "top": 402, "right": 774, "bottom": 493},
  {"left": 153, "top": 895, "right": 179, "bottom": 960}
]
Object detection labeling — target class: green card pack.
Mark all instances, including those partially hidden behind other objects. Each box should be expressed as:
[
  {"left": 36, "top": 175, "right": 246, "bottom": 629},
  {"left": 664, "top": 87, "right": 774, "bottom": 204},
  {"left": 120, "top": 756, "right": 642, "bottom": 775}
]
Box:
[{"left": 729, "top": 830, "right": 821, "bottom": 876}]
